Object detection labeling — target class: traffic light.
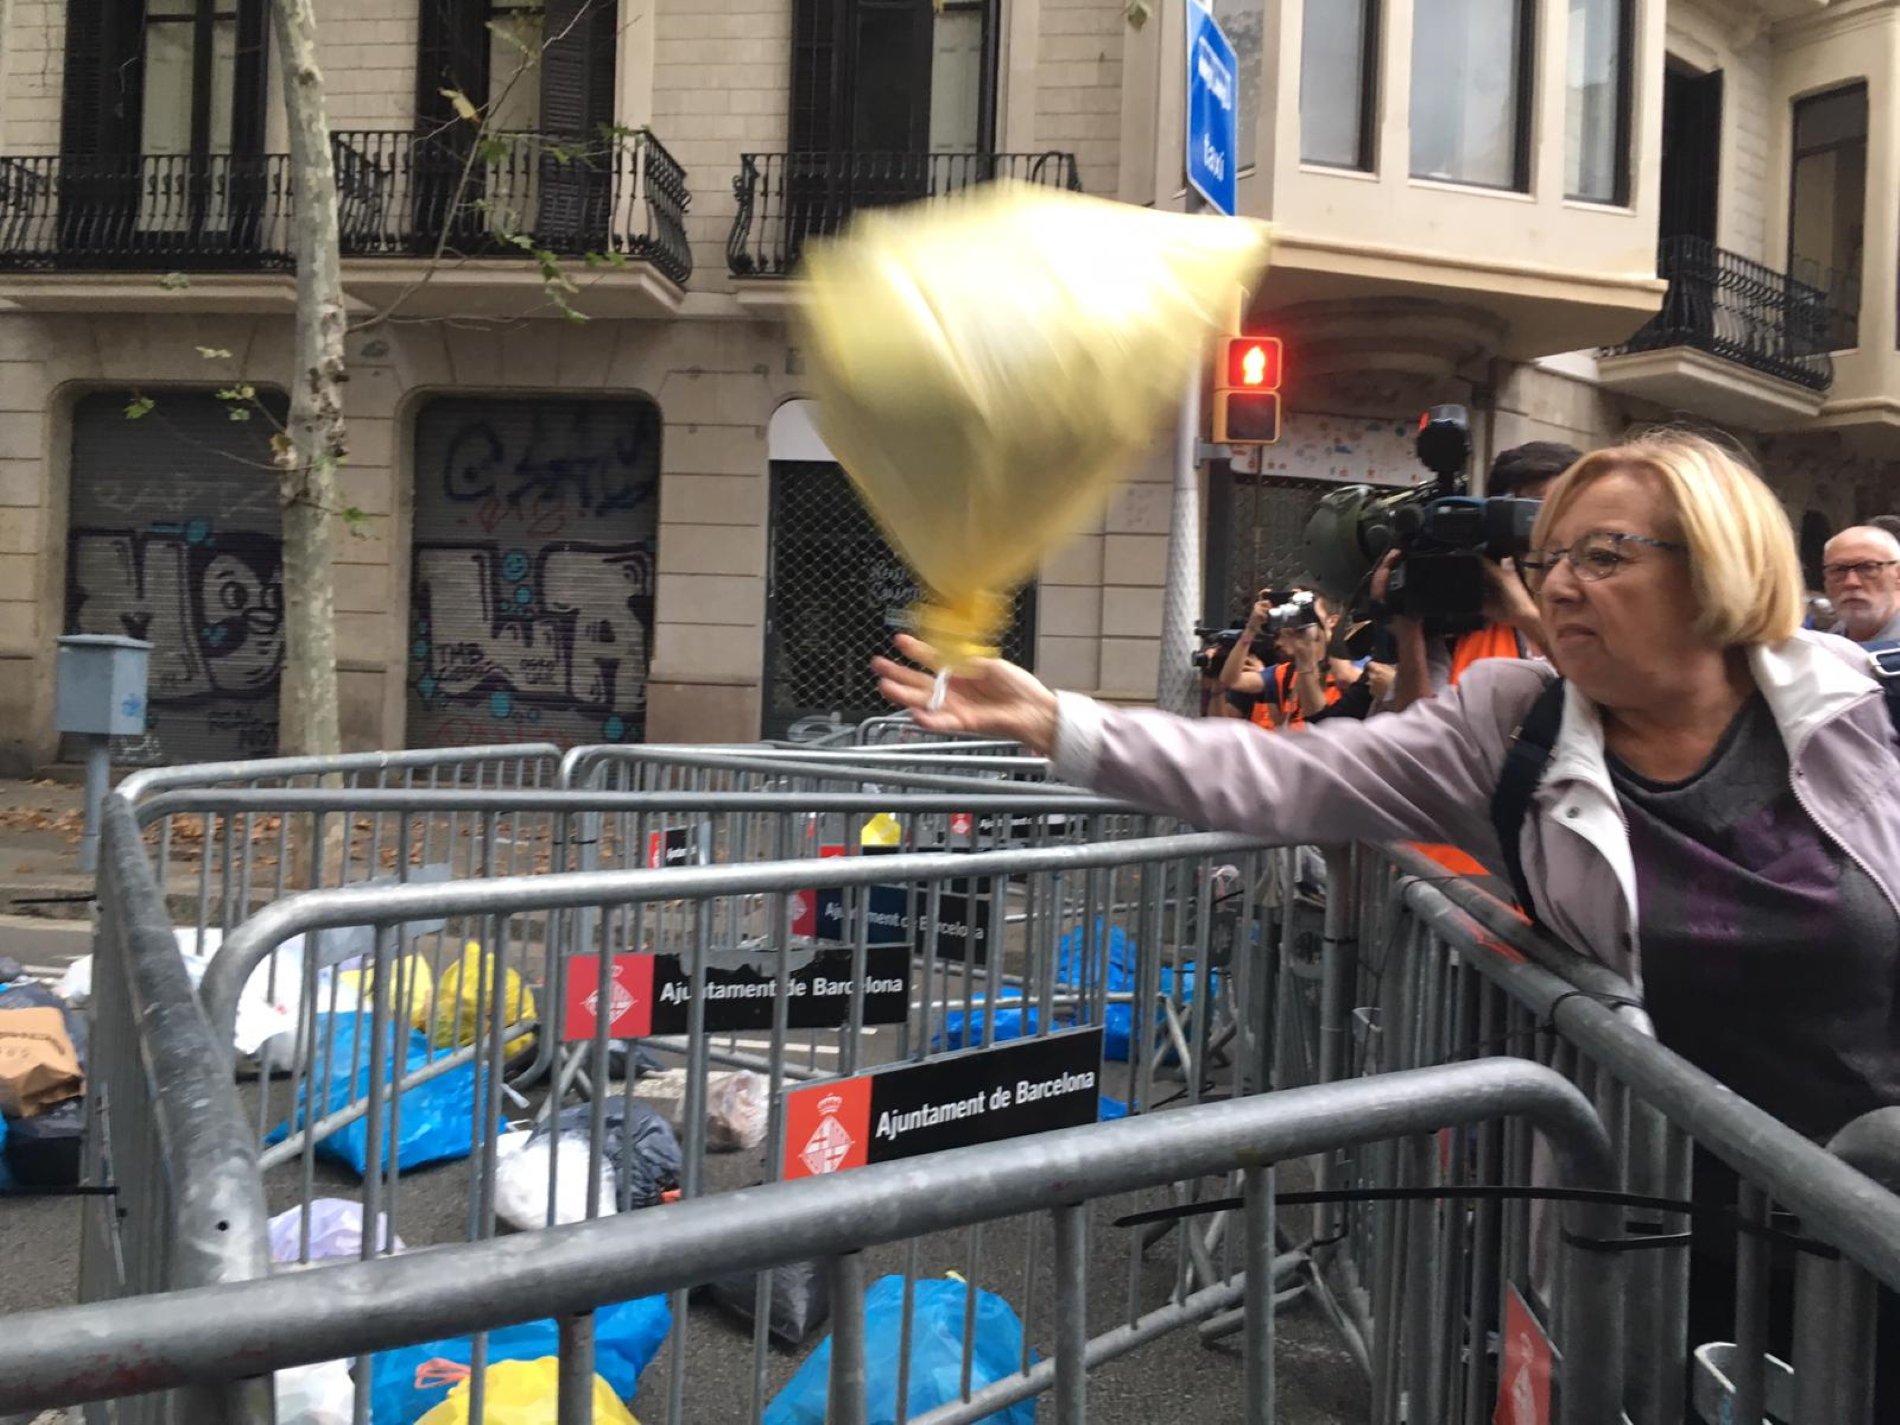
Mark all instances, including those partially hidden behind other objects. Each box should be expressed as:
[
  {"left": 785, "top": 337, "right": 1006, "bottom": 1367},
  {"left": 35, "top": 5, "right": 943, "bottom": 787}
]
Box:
[{"left": 1212, "top": 334, "right": 1283, "bottom": 446}]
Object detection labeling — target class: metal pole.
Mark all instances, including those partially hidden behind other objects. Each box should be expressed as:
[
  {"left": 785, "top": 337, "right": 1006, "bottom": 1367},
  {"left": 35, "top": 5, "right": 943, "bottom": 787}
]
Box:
[
  {"left": 1156, "top": 191, "right": 1208, "bottom": 716},
  {"left": 80, "top": 734, "right": 110, "bottom": 874}
]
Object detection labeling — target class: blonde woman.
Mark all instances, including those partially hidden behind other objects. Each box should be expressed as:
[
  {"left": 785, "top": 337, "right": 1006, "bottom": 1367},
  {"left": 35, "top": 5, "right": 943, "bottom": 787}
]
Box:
[{"left": 876, "top": 432, "right": 1899, "bottom": 1401}]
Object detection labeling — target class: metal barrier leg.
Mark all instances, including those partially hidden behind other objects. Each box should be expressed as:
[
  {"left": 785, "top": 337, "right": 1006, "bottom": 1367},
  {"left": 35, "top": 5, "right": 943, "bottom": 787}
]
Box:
[
  {"left": 1792, "top": 1253, "right": 1878, "bottom": 1425},
  {"left": 559, "top": 1311, "right": 596, "bottom": 1424},
  {"left": 1731, "top": 1183, "right": 1770, "bottom": 1425},
  {"left": 1242, "top": 1165, "right": 1275, "bottom": 1425},
  {"left": 1052, "top": 1203, "right": 1089, "bottom": 1425},
  {"left": 827, "top": 1253, "right": 869, "bottom": 1425}
]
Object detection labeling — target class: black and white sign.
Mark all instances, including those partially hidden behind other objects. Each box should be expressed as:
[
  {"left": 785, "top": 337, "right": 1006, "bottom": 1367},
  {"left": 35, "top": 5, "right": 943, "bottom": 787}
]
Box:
[
  {"left": 782, "top": 1027, "right": 1106, "bottom": 1178},
  {"left": 645, "top": 944, "right": 911, "bottom": 1032}
]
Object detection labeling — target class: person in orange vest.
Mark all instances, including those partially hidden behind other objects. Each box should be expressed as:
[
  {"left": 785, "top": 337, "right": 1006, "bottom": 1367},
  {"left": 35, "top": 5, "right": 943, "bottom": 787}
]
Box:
[
  {"left": 1219, "top": 589, "right": 1362, "bottom": 729},
  {"left": 1377, "top": 441, "right": 1578, "bottom": 712}
]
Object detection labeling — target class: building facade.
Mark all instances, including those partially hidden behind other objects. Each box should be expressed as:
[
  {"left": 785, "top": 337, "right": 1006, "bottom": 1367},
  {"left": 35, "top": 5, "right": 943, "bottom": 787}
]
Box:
[{"left": 0, "top": 0, "right": 1893, "bottom": 768}]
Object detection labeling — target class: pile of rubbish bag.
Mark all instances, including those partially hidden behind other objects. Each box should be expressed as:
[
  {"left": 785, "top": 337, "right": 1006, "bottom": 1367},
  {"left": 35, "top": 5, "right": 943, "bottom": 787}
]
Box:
[
  {"left": 0, "top": 959, "right": 88, "bottom": 1189},
  {"left": 258, "top": 1199, "right": 669, "bottom": 1424}
]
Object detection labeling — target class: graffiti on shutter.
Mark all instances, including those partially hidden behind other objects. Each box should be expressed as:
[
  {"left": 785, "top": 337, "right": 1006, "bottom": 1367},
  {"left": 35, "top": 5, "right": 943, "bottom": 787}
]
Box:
[
  {"left": 65, "top": 390, "right": 286, "bottom": 764},
  {"left": 408, "top": 397, "right": 659, "bottom": 750}
]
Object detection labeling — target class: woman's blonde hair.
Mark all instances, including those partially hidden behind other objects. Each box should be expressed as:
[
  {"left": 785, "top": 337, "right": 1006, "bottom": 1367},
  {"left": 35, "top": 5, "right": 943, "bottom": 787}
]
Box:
[{"left": 1529, "top": 430, "right": 1804, "bottom": 647}]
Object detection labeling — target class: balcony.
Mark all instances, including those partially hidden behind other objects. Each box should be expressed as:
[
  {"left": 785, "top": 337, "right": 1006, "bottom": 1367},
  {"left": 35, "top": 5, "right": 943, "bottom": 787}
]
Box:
[
  {"left": 0, "top": 129, "right": 691, "bottom": 315},
  {"left": 726, "top": 151, "right": 1080, "bottom": 310},
  {"left": 1595, "top": 237, "right": 1838, "bottom": 429}
]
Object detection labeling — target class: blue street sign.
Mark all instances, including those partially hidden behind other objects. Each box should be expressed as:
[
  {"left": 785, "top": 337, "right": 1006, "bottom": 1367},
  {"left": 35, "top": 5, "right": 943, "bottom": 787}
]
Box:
[{"left": 1184, "top": 0, "right": 1238, "bottom": 216}]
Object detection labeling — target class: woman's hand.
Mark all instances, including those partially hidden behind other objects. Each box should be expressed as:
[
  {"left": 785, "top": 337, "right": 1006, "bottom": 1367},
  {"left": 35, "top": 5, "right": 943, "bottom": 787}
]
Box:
[{"left": 872, "top": 633, "right": 1062, "bottom": 755}]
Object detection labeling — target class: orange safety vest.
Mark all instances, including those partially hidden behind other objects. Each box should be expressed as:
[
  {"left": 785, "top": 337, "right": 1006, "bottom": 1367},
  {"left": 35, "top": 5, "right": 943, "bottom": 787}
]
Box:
[
  {"left": 1447, "top": 623, "right": 1524, "bottom": 685},
  {"left": 1270, "top": 661, "right": 1344, "bottom": 730}
]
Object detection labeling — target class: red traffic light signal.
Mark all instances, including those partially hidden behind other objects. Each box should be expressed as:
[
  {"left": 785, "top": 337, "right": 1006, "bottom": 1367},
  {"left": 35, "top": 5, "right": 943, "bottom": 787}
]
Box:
[
  {"left": 1213, "top": 333, "right": 1283, "bottom": 445},
  {"left": 1222, "top": 335, "right": 1283, "bottom": 391}
]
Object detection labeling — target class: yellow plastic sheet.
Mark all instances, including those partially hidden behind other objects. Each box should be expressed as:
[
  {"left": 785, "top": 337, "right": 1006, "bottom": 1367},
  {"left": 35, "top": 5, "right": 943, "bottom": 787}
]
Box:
[
  {"left": 423, "top": 941, "right": 537, "bottom": 1053},
  {"left": 796, "top": 180, "right": 1271, "bottom": 665},
  {"left": 415, "top": 1358, "right": 637, "bottom": 1424}
]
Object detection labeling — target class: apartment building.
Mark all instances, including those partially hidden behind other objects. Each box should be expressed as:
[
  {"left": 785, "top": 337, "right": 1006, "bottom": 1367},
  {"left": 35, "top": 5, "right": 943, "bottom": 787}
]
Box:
[{"left": 0, "top": 0, "right": 1893, "bottom": 767}]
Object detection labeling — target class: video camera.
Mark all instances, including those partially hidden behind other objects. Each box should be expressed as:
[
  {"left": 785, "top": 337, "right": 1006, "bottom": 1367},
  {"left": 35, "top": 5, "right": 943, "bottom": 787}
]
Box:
[{"left": 1300, "top": 405, "right": 1540, "bottom": 633}]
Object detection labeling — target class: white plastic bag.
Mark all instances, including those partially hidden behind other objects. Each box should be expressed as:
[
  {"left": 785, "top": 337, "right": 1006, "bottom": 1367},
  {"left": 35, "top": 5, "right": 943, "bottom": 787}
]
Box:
[
  {"left": 495, "top": 1135, "right": 616, "bottom": 1231},
  {"left": 707, "top": 1071, "right": 768, "bottom": 1152},
  {"left": 275, "top": 1359, "right": 355, "bottom": 1425},
  {"left": 268, "top": 1198, "right": 404, "bottom": 1265}
]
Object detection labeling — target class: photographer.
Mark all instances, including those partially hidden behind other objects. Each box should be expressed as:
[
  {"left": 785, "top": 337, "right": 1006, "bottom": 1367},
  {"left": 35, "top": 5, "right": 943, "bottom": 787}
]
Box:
[
  {"left": 1378, "top": 441, "right": 1576, "bottom": 711},
  {"left": 1220, "top": 590, "right": 1358, "bottom": 728}
]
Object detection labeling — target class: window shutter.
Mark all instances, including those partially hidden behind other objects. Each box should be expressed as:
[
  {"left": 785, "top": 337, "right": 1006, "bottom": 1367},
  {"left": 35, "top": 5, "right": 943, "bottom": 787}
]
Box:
[
  {"left": 537, "top": 0, "right": 619, "bottom": 245},
  {"left": 540, "top": 0, "right": 618, "bottom": 139},
  {"left": 60, "top": 0, "right": 140, "bottom": 157},
  {"left": 414, "top": 0, "right": 489, "bottom": 130},
  {"left": 232, "top": 0, "right": 271, "bottom": 157},
  {"left": 790, "top": 0, "right": 847, "bottom": 152}
]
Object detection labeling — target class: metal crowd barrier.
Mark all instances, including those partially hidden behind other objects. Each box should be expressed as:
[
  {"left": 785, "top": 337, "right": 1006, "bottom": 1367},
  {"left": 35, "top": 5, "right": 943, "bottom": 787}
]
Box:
[
  {"left": 54, "top": 740, "right": 1900, "bottom": 1425},
  {"left": 2, "top": 1059, "right": 1625, "bottom": 1425},
  {"left": 80, "top": 796, "right": 274, "bottom": 1423},
  {"left": 1299, "top": 841, "right": 1900, "bottom": 1425}
]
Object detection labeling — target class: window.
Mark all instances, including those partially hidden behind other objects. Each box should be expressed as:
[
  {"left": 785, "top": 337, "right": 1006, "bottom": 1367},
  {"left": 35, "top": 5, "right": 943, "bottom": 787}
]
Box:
[
  {"left": 1789, "top": 83, "right": 1867, "bottom": 350},
  {"left": 1300, "top": 0, "right": 1378, "bottom": 169},
  {"left": 140, "top": 0, "right": 240, "bottom": 157},
  {"left": 1409, "top": 0, "right": 1534, "bottom": 190},
  {"left": 486, "top": 0, "right": 545, "bottom": 136},
  {"left": 1213, "top": 0, "right": 1264, "bottom": 172},
  {"left": 1565, "top": 0, "right": 1632, "bottom": 203}
]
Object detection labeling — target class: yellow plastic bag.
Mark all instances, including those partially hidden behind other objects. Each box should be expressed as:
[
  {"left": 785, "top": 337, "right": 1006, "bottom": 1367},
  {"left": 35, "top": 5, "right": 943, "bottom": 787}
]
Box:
[
  {"left": 415, "top": 1358, "right": 637, "bottom": 1424},
  {"left": 796, "top": 180, "right": 1271, "bottom": 665},
  {"left": 333, "top": 953, "right": 434, "bottom": 1027},
  {"left": 425, "top": 941, "right": 537, "bottom": 1054}
]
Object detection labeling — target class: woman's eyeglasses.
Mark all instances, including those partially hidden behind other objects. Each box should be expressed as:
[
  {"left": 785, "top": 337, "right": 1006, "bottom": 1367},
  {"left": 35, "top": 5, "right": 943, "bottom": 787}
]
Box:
[{"left": 1517, "top": 531, "right": 1687, "bottom": 589}]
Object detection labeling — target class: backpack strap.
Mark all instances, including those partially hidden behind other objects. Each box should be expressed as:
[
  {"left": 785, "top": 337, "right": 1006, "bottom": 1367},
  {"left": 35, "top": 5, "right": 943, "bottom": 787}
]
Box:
[
  {"left": 1489, "top": 677, "right": 1568, "bottom": 923},
  {"left": 1873, "top": 646, "right": 1900, "bottom": 736}
]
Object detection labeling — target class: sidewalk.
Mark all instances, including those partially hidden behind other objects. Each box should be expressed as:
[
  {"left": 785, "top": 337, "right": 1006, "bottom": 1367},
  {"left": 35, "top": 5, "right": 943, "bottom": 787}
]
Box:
[{"left": 0, "top": 780, "right": 95, "bottom": 922}]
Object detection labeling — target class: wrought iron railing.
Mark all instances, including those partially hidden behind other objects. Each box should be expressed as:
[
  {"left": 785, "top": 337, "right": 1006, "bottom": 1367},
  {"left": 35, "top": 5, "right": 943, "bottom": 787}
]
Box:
[
  {"left": 0, "top": 152, "right": 294, "bottom": 269},
  {"left": 0, "top": 131, "right": 692, "bottom": 283},
  {"left": 1601, "top": 235, "right": 1838, "bottom": 390},
  {"left": 727, "top": 150, "right": 1083, "bottom": 277},
  {"left": 330, "top": 128, "right": 691, "bottom": 283}
]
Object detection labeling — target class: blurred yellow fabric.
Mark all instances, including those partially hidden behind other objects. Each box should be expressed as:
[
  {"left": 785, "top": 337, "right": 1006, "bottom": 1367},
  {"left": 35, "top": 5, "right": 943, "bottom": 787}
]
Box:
[{"left": 797, "top": 180, "right": 1271, "bottom": 667}]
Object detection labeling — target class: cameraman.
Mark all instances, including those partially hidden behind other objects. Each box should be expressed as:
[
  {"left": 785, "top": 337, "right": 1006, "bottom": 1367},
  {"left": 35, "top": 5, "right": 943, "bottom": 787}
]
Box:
[
  {"left": 1377, "top": 441, "right": 1577, "bottom": 711},
  {"left": 1221, "top": 590, "right": 1360, "bottom": 728}
]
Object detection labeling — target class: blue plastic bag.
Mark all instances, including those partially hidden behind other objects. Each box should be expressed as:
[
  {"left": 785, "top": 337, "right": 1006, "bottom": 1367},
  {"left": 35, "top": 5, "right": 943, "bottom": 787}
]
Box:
[
  {"left": 1057, "top": 920, "right": 1216, "bottom": 1063},
  {"left": 370, "top": 1294, "right": 671, "bottom": 1424},
  {"left": 764, "top": 1275, "right": 1034, "bottom": 1425},
  {"left": 0, "top": 1110, "right": 12, "bottom": 1192},
  {"left": 268, "top": 1012, "right": 488, "bottom": 1177},
  {"left": 935, "top": 990, "right": 1040, "bottom": 1050}
]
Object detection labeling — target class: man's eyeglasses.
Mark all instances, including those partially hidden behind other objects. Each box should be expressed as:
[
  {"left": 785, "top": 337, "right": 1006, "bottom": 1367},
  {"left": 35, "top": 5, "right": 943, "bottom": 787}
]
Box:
[
  {"left": 1821, "top": 559, "right": 1900, "bottom": 584},
  {"left": 1517, "top": 531, "right": 1687, "bottom": 589}
]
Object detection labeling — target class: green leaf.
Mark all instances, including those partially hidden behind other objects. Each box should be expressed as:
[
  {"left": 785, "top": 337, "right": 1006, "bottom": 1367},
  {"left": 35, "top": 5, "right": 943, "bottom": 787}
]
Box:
[
  {"left": 340, "top": 506, "right": 370, "bottom": 529},
  {"left": 124, "top": 396, "right": 155, "bottom": 420},
  {"left": 195, "top": 345, "right": 233, "bottom": 360},
  {"left": 156, "top": 272, "right": 190, "bottom": 291},
  {"left": 1124, "top": 0, "right": 1152, "bottom": 27},
  {"left": 479, "top": 137, "right": 510, "bottom": 165},
  {"left": 439, "top": 87, "right": 480, "bottom": 123},
  {"left": 227, "top": 407, "right": 252, "bottom": 421}
]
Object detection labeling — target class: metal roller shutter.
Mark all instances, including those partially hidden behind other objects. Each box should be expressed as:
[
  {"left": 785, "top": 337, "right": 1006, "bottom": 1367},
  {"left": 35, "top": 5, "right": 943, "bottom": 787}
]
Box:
[
  {"left": 408, "top": 396, "right": 660, "bottom": 750},
  {"left": 65, "top": 388, "right": 287, "bottom": 764}
]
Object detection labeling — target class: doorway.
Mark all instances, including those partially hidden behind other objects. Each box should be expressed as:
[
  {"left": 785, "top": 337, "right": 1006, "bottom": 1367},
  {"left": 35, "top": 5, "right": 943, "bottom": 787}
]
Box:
[{"left": 1659, "top": 64, "right": 1721, "bottom": 245}]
